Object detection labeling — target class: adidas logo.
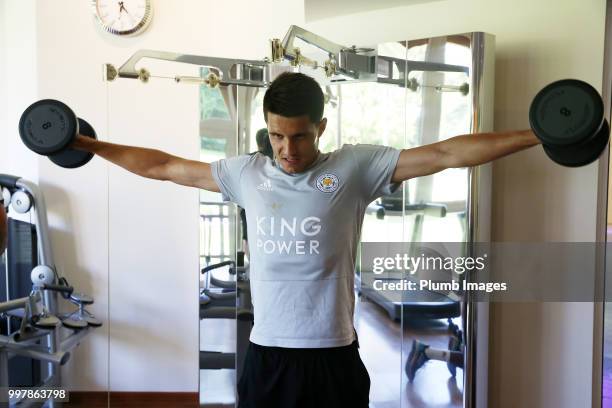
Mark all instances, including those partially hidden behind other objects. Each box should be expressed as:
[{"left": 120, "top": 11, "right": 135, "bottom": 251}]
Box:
[{"left": 256, "top": 179, "right": 273, "bottom": 192}]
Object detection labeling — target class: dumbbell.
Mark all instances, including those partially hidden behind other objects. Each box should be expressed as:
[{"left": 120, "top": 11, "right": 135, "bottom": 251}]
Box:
[
  {"left": 529, "top": 79, "right": 610, "bottom": 167},
  {"left": 19, "top": 99, "right": 96, "bottom": 168}
]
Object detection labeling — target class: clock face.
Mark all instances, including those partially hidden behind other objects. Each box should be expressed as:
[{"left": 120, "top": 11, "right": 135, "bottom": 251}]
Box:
[{"left": 93, "top": 0, "right": 152, "bottom": 36}]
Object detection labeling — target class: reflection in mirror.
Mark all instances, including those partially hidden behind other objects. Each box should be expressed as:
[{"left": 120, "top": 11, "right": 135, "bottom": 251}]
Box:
[
  {"left": 348, "top": 42, "right": 407, "bottom": 408},
  {"left": 355, "top": 33, "right": 491, "bottom": 408},
  {"left": 199, "top": 78, "right": 240, "bottom": 406},
  {"left": 351, "top": 36, "right": 472, "bottom": 407},
  {"left": 400, "top": 35, "right": 471, "bottom": 408},
  {"left": 604, "top": 142, "right": 612, "bottom": 402},
  {"left": 602, "top": 13, "right": 612, "bottom": 404}
]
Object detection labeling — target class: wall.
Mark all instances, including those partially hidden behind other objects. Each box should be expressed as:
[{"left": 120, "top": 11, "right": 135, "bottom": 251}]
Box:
[
  {"left": 306, "top": 1, "right": 605, "bottom": 407},
  {"left": 304, "top": 0, "right": 443, "bottom": 21},
  {"left": 0, "top": 0, "right": 38, "bottom": 185},
  {"left": 1, "top": 0, "right": 605, "bottom": 405},
  {"left": 0, "top": 2, "right": 4, "bottom": 146}
]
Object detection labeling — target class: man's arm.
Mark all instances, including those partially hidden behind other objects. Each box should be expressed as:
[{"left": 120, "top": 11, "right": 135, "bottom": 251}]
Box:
[
  {"left": 391, "top": 129, "right": 540, "bottom": 183},
  {"left": 72, "top": 135, "right": 220, "bottom": 192}
]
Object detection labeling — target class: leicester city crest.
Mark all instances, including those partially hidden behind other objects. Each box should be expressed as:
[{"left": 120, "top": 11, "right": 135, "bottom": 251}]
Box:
[{"left": 316, "top": 173, "right": 339, "bottom": 193}]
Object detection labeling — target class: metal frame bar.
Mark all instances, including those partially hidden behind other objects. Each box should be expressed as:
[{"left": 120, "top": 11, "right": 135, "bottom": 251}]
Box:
[
  {"left": 117, "top": 49, "right": 270, "bottom": 87},
  {"left": 593, "top": 2, "right": 612, "bottom": 407},
  {"left": 110, "top": 26, "right": 470, "bottom": 89},
  {"left": 465, "top": 32, "right": 495, "bottom": 408}
]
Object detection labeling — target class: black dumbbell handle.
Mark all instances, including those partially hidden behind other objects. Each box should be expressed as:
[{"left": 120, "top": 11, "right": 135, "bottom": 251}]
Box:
[{"left": 43, "top": 283, "right": 74, "bottom": 295}]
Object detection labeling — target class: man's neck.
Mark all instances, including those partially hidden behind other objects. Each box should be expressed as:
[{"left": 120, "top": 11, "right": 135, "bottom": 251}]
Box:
[{"left": 275, "top": 150, "right": 322, "bottom": 175}]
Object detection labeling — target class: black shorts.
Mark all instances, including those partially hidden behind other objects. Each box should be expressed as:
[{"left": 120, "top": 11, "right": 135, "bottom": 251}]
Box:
[{"left": 237, "top": 340, "right": 371, "bottom": 408}]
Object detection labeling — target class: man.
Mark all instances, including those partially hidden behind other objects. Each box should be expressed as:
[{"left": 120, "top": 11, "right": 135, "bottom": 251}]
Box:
[{"left": 72, "top": 72, "right": 538, "bottom": 407}]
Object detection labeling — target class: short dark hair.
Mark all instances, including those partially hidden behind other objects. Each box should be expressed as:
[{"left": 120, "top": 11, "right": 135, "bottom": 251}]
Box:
[{"left": 263, "top": 72, "right": 324, "bottom": 123}]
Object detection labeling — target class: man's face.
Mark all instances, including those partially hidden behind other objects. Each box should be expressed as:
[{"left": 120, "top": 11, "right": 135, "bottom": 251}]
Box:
[{"left": 266, "top": 112, "right": 327, "bottom": 174}]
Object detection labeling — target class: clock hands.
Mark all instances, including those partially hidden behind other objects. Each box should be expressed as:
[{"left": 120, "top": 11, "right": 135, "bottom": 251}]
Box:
[
  {"left": 117, "top": 2, "right": 130, "bottom": 19},
  {"left": 117, "top": 1, "right": 137, "bottom": 26}
]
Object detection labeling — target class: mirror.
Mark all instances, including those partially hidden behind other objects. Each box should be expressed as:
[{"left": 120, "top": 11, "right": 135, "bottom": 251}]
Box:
[{"left": 199, "top": 78, "right": 241, "bottom": 406}]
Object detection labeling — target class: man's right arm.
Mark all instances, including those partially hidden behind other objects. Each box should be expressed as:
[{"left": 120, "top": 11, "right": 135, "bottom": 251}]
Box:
[{"left": 72, "top": 135, "right": 220, "bottom": 192}]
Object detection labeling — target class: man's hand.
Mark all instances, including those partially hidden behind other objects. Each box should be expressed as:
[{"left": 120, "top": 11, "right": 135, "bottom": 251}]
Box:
[
  {"left": 391, "top": 129, "right": 539, "bottom": 183},
  {"left": 72, "top": 135, "right": 221, "bottom": 192}
]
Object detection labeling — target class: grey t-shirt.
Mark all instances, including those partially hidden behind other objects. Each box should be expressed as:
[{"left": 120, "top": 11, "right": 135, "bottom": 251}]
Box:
[{"left": 211, "top": 144, "right": 401, "bottom": 348}]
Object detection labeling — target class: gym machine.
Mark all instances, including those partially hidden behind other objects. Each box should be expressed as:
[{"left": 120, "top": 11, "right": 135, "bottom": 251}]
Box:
[
  {"left": 0, "top": 175, "right": 101, "bottom": 407},
  {"left": 97, "top": 26, "right": 493, "bottom": 408}
]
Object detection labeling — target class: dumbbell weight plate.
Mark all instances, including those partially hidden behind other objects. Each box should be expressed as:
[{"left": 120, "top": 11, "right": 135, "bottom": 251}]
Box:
[
  {"left": 19, "top": 99, "right": 78, "bottom": 155},
  {"left": 49, "top": 118, "right": 96, "bottom": 168},
  {"left": 33, "top": 314, "right": 61, "bottom": 328},
  {"left": 62, "top": 318, "right": 88, "bottom": 329},
  {"left": 529, "top": 79, "right": 604, "bottom": 147},
  {"left": 543, "top": 119, "right": 610, "bottom": 167},
  {"left": 84, "top": 315, "right": 103, "bottom": 327}
]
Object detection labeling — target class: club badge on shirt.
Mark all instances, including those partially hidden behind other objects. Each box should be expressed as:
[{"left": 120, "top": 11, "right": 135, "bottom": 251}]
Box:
[{"left": 316, "top": 173, "right": 339, "bottom": 193}]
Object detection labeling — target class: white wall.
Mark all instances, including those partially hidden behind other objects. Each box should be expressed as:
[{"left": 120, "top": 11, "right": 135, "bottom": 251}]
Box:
[
  {"left": 0, "top": 1, "right": 4, "bottom": 139},
  {"left": 2, "top": 0, "right": 606, "bottom": 405},
  {"left": 0, "top": 0, "right": 38, "bottom": 184},
  {"left": 307, "top": 1, "right": 605, "bottom": 407},
  {"left": 304, "top": 0, "right": 443, "bottom": 22}
]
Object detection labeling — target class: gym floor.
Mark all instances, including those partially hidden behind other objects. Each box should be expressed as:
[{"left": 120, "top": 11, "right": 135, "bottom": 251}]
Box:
[{"left": 356, "top": 298, "right": 463, "bottom": 408}]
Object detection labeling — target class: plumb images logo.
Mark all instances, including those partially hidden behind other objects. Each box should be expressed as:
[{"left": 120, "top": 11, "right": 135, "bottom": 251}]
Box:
[{"left": 363, "top": 242, "right": 610, "bottom": 301}]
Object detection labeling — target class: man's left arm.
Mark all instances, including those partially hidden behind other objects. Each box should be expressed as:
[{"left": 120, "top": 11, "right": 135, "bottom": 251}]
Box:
[{"left": 391, "top": 129, "right": 540, "bottom": 183}]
